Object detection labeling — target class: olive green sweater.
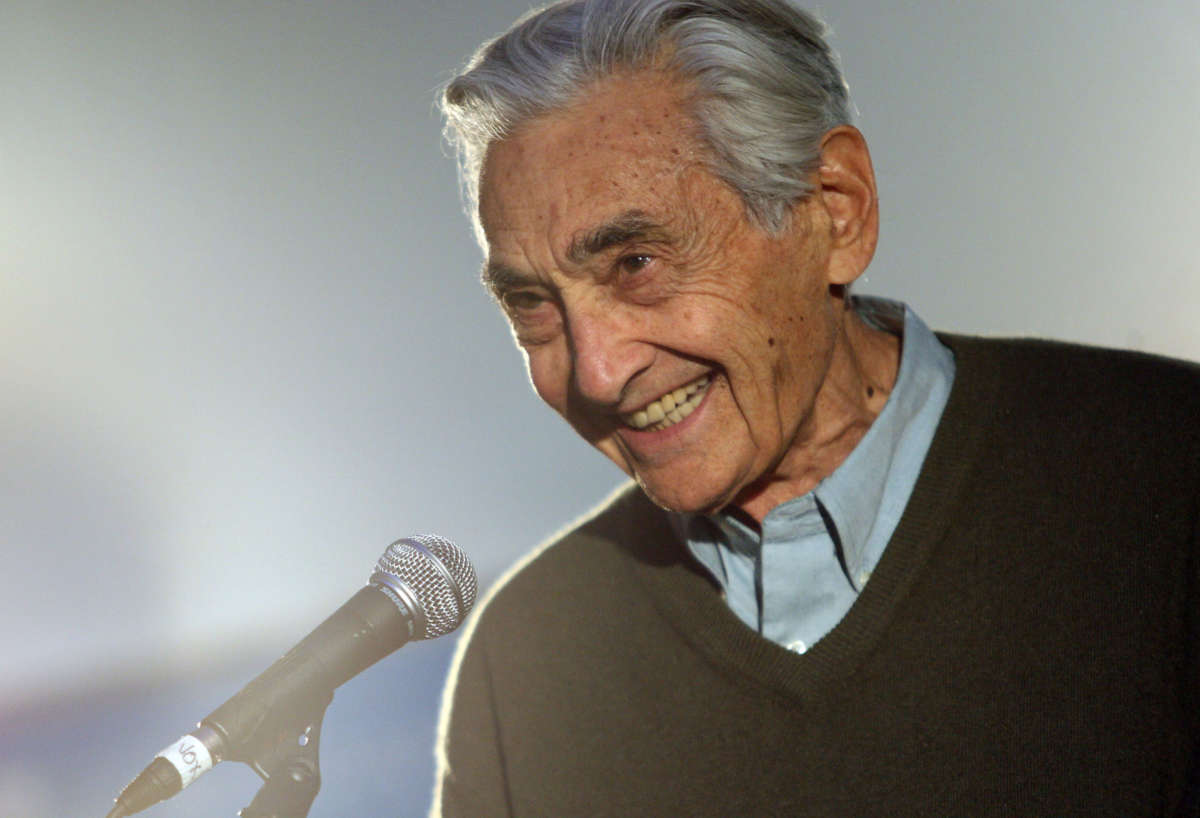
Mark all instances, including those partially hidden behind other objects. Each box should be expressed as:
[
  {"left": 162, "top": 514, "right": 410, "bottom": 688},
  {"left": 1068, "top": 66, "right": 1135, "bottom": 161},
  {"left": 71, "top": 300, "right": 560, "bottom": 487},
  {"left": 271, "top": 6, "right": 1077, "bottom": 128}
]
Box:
[{"left": 435, "top": 336, "right": 1200, "bottom": 817}]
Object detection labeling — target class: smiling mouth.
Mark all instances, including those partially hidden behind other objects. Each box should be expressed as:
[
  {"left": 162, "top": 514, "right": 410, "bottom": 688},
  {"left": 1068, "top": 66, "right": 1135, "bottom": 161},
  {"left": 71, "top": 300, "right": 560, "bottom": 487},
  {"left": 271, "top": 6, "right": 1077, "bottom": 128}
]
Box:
[{"left": 621, "top": 374, "right": 712, "bottom": 431}]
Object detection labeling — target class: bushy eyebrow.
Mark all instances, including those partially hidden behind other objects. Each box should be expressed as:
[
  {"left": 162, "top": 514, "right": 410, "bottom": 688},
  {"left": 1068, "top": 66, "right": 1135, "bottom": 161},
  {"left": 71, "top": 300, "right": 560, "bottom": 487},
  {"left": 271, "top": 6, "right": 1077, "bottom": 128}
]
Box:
[
  {"left": 480, "top": 261, "right": 531, "bottom": 300},
  {"left": 565, "top": 210, "right": 666, "bottom": 264},
  {"left": 481, "top": 209, "right": 669, "bottom": 297}
]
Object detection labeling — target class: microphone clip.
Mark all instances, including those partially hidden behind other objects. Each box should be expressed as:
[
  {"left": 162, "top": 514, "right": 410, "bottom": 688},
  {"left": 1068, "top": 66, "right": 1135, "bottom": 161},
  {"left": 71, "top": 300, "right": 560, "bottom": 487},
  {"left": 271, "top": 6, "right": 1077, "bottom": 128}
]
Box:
[{"left": 233, "top": 688, "right": 333, "bottom": 818}]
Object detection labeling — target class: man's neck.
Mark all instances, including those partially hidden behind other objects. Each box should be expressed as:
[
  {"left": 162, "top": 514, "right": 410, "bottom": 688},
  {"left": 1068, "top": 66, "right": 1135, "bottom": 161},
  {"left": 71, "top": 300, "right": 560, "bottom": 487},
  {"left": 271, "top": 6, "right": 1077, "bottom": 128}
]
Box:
[{"left": 732, "top": 303, "right": 901, "bottom": 525}]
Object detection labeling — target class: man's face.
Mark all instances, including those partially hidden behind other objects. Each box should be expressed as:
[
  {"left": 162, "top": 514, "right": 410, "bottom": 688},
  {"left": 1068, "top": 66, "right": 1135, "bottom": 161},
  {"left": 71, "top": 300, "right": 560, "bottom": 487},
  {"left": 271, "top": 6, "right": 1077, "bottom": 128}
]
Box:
[{"left": 477, "top": 72, "right": 844, "bottom": 515}]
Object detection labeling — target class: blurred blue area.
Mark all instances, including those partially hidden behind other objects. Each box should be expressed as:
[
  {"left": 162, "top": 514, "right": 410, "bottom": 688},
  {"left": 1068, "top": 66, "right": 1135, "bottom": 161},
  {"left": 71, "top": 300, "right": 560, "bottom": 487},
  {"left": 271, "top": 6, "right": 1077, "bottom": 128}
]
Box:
[
  {"left": 3, "top": 1, "right": 1198, "bottom": 814},
  {"left": 0, "top": 635, "right": 458, "bottom": 818}
]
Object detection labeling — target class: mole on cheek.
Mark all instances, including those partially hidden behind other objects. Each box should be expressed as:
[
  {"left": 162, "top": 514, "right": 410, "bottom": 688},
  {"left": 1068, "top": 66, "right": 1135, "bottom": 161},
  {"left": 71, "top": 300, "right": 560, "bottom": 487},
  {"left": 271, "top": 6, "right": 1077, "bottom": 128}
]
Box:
[{"left": 768, "top": 337, "right": 776, "bottom": 347}]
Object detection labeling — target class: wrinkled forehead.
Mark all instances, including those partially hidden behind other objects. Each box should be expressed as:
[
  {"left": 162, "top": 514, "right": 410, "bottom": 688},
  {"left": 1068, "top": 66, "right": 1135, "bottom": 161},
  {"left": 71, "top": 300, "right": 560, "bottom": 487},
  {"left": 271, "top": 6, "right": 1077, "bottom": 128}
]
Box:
[{"left": 476, "top": 72, "right": 709, "bottom": 251}]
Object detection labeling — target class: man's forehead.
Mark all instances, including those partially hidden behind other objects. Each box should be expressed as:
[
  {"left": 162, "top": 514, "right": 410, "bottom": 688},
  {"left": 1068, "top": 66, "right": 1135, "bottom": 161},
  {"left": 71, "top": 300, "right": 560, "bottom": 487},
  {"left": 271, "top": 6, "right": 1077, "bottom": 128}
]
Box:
[
  {"left": 541, "top": 68, "right": 694, "bottom": 136},
  {"left": 476, "top": 70, "right": 717, "bottom": 280},
  {"left": 481, "top": 70, "right": 701, "bottom": 181},
  {"left": 483, "top": 208, "right": 672, "bottom": 291},
  {"left": 480, "top": 145, "right": 692, "bottom": 258}
]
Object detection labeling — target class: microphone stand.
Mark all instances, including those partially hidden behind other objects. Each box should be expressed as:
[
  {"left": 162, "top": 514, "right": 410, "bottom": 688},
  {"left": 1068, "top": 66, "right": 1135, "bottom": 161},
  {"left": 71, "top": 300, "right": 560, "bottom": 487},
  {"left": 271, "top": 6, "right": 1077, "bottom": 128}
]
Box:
[{"left": 230, "top": 689, "right": 333, "bottom": 818}]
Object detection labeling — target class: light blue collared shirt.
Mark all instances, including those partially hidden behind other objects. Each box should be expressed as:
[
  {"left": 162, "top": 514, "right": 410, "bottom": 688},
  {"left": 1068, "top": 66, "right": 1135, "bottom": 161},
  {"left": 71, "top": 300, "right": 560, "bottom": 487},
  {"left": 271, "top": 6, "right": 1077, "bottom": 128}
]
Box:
[{"left": 669, "top": 298, "right": 955, "bottom": 653}]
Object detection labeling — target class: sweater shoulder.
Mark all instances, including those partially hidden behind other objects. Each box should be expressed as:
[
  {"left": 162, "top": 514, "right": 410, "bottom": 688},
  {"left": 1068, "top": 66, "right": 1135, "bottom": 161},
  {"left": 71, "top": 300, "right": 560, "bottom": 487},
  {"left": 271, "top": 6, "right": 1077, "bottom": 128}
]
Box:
[
  {"left": 941, "top": 333, "right": 1200, "bottom": 384},
  {"left": 940, "top": 334, "right": 1200, "bottom": 442},
  {"left": 943, "top": 333, "right": 1199, "bottom": 372},
  {"left": 463, "top": 481, "right": 671, "bottom": 635}
]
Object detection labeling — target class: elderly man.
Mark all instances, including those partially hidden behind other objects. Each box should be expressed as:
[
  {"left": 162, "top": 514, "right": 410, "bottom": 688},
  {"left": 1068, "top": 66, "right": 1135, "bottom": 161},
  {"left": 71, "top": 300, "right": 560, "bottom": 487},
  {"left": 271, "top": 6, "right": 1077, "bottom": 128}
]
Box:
[{"left": 433, "top": 1, "right": 1200, "bottom": 815}]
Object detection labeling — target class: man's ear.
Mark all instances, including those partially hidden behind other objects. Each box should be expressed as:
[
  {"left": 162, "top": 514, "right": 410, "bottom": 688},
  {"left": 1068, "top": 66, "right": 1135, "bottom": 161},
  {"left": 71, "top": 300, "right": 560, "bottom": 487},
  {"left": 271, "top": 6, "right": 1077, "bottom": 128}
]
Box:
[{"left": 813, "top": 125, "right": 879, "bottom": 286}]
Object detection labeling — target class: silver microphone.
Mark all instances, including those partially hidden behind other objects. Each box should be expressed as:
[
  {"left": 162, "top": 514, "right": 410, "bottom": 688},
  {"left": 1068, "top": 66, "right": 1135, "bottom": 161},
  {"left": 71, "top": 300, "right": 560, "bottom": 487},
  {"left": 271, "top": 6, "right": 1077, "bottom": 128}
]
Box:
[{"left": 107, "top": 535, "right": 477, "bottom": 817}]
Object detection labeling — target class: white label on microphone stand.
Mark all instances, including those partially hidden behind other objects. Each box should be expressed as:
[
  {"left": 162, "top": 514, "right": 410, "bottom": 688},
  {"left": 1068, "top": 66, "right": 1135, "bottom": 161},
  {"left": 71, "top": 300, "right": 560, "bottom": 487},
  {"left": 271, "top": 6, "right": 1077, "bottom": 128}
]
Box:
[{"left": 156, "top": 734, "right": 214, "bottom": 789}]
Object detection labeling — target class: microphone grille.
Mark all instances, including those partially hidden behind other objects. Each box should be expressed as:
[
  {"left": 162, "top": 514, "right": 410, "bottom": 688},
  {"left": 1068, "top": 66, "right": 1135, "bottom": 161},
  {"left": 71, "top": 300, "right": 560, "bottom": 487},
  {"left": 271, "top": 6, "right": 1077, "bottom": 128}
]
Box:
[{"left": 373, "top": 535, "right": 478, "bottom": 639}]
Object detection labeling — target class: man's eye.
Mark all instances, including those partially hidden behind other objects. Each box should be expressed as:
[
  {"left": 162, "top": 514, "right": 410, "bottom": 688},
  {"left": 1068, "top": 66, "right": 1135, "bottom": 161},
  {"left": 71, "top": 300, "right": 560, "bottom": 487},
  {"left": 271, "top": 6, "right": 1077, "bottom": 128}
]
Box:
[
  {"left": 617, "top": 254, "right": 653, "bottom": 278},
  {"left": 502, "top": 290, "right": 546, "bottom": 312}
]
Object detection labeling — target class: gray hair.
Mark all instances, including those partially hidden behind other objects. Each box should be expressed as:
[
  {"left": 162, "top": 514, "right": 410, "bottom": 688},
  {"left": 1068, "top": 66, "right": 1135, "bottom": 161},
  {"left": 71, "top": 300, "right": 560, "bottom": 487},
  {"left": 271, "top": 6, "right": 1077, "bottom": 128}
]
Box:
[{"left": 441, "top": 0, "right": 853, "bottom": 238}]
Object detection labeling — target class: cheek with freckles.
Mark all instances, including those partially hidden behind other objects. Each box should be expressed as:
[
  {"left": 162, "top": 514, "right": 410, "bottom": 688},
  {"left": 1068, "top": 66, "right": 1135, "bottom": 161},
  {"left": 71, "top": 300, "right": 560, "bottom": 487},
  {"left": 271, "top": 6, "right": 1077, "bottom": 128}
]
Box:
[
  {"left": 525, "top": 344, "right": 567, "bottom": 416},
  {"left": 526, "top": 340, "right": 617, "bottom": 451}
]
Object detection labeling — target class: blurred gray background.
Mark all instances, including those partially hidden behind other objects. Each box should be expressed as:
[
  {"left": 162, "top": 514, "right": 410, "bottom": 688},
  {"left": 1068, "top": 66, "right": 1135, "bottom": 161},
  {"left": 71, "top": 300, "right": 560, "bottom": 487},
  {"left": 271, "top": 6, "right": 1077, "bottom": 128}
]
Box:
[{"left": 2, "top": 1, "right": 1197, "bottom": 815}]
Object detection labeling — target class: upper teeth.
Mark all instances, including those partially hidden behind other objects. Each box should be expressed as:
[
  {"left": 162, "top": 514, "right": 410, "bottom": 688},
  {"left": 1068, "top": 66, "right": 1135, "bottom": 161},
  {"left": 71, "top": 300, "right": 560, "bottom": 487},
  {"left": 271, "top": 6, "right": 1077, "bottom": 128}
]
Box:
[{"left": 624, "top": 374, "right": 711, "bottom": 430}]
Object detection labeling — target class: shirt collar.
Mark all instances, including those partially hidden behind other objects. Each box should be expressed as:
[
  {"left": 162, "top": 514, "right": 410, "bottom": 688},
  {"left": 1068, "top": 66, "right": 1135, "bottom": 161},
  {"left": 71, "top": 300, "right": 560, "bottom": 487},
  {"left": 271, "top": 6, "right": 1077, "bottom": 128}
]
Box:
[
  {"left": 813, "top": 297, "right": 950, "bottom": 580},
  {"left": 670, "top": 297, "right": 953, "bottom": 582}
]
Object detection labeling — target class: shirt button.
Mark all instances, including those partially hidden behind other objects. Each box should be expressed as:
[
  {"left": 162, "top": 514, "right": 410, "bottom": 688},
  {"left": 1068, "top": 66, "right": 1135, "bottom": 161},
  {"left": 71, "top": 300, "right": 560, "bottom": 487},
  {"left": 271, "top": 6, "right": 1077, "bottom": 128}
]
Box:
[
  {"left": 787, "top": 640, "right": 808, "bottom": 654},
  {"left": 857, "top": 570, "right": 872, "bottom": 586}
]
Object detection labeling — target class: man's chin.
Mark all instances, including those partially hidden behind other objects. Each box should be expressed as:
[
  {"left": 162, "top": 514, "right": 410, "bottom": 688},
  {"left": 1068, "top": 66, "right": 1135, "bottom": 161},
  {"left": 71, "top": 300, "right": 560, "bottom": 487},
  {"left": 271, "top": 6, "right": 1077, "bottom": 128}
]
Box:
[{"left": 635, "top": 475, "right": 731, "bottom": 517}]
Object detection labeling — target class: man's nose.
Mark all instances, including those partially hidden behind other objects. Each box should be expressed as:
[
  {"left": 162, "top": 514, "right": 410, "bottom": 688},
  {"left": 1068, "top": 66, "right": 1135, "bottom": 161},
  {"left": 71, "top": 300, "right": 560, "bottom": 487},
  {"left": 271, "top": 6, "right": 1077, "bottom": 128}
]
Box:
[{"left": 565, "top": 302, "right": 652, "bottom": 407}]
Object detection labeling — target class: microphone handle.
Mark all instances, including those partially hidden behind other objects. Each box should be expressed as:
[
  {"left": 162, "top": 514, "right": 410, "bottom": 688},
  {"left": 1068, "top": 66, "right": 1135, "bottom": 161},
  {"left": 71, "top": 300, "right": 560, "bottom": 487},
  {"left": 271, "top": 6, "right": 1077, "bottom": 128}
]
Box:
[
  {"left": 108, "top": 584, "right": 417, "bottom": 816},
  {"left": 205, "top": 584, "right": 416, "bottom": 757}
]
